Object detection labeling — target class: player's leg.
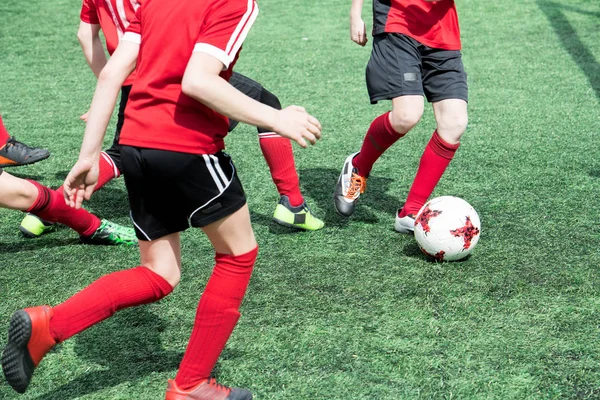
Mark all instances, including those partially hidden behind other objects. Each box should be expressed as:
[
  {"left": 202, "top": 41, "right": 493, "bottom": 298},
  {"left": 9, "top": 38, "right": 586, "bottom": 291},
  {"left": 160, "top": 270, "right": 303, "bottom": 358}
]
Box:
[
  {"left": 0, "top": 169, "right": 134, "bottom": 244},
  {"left": 1, "top": 234, "right": 178, "bottom": 394},
  {"left": 19, "top": 86, "right": 131, "bottom": 237},
  {"left": 0, "top": 114, "right": 50, "bottom": 168},
  {"left": 334, "top": 33, "right": 423, "bottom": 217},
  {"left": 395, "top": 46, "right": 468, "bottom": 233},
  {"left": 0, "top": 169, "right": 38, "bottom": 210},
  {"left": 229, "top": 72, "right": 324, "bottom": 231},
  {"left": 165, "top": 151, "right": 255, "bottom": 399}
]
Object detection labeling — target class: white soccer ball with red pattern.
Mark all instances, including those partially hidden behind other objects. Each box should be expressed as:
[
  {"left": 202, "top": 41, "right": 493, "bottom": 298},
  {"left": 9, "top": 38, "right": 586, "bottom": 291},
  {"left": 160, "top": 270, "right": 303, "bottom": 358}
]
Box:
[{"left": 414, "top": 196, "right": 481, "bottom": 261}]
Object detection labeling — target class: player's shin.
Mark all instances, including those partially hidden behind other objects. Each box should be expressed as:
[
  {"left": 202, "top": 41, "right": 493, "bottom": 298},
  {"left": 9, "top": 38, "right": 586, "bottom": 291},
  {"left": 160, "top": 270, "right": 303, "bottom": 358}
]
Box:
[
  {"left": 400, "top": 131, "right": 459, "bottom": 217},
  {"left": 26, "top": 180, "right": 101, "bottom": 236},
  {"left": 258, "top": 133, "right": 303, "bottom": 206},
  {"left": 174, "top": 247, "right": 257, "bottom": 390}
]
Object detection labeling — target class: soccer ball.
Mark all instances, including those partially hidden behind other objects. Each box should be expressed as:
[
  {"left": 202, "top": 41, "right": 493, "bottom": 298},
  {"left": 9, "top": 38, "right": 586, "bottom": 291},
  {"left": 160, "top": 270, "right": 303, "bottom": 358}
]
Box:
[{"left": 413, "top": 196, "right": 481, "bottom": 261}]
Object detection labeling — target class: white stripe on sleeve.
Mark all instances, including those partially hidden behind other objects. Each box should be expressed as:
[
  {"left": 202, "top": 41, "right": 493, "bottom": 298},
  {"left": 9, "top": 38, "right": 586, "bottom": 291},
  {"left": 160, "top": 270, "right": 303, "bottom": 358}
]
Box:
[
  {"left": 193, "top": 43, "right": 231, "bottom": 69},
  {"left": 122, "top": 32, "right": 141, "bottom": 44}
]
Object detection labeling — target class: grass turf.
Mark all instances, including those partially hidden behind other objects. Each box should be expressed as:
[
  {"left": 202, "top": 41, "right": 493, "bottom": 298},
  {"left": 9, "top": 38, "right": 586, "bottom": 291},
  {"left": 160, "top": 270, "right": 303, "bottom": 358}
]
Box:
[{"left": 0, "top": 0, "right": 599, "bottom": 398}]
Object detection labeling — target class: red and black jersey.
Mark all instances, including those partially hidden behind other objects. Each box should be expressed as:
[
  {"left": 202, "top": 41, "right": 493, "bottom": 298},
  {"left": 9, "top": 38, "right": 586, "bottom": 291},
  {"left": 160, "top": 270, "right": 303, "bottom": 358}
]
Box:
[{"left": 372, "top": 0, "right": 461, "bottom": 50}]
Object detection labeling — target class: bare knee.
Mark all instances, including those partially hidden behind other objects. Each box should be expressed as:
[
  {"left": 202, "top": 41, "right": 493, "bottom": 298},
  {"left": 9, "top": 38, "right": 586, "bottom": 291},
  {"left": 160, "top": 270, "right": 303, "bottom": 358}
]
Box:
[
  {"left": 437, "top": 112, "right": 468, "bottom": 142},
  {"left": 389, "top": 108, "right": 423, "bottom": 134},
  {"left": 144, "top": 261, "right": 181, "bottom": 288}
]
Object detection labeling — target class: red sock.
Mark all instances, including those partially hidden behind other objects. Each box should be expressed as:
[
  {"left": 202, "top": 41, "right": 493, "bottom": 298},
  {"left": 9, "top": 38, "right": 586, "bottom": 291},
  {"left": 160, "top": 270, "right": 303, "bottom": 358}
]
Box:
[
  {"left": 56, "top": 152, "right": 120, "bottom": 196},
  {"left": 400, "top": 131, "right": 460, "bottom": 217},
  {"left": 352, "top": 112, "right": 405, "bottom": 177},
  {"left": 258, "top": 133, "right": 304, "bottom": 207},
  {"left": 27, "top": 180, "right": 101, "bottom": 236},
  {"left": 0, "top": 115, "right": 10, "bottom": 144},
  {"left": 175, "top": 247, "right": 257, "bottom": 390},
  {"left": 49, "top": 266, "right": 173, "bottom": 343}
]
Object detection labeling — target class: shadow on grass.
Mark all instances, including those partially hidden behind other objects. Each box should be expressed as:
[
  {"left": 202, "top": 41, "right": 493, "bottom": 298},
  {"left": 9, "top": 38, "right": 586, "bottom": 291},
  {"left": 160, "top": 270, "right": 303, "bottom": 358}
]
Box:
[
  {"left": 299, "top": 167, "right": 402, "bottom": 227},
  {"left": 0, "top": 237, "right": 80, "bottom": 254},
  {"left": 34, "top": 308, "right": 183, "bottom": 400},
  {"left": 538, "top": 1, "right": 600, "bottom": 100}
]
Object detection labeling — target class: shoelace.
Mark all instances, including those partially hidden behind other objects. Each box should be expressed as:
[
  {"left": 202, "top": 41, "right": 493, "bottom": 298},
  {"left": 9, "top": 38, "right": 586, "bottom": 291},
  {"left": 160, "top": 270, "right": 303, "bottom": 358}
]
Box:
[
  {"left": 345, "top": 173, "right": 366, "bottom": 199},
  {"left": 206, "top": 377, "right": 231, "bottom": 394}
]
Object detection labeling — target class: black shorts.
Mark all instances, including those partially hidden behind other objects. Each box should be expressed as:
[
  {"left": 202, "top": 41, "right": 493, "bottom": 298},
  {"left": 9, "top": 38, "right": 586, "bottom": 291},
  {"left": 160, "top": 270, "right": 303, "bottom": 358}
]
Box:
[
  {"left": 120, "top": 146, "right": 247, "bottom": 241},
  {"left": 366, "top": 33, "right": 468, "bottom": 104},
  {"left": 103, "top": 85, "right": 132, "bottom": 173}
]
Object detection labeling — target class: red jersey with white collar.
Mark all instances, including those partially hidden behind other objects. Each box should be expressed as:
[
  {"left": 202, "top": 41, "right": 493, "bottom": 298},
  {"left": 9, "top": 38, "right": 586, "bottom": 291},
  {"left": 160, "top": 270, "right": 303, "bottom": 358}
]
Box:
[
  {"left": 118, "top": 0, "right": 259, "bottom": 154},
  {"left": 372, "top": 0, "right": 461, "bottom": 50}
]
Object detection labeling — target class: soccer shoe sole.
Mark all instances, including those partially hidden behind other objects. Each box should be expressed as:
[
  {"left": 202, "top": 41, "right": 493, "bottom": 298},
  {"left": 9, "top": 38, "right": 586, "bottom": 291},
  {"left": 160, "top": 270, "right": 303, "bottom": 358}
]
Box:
[
  {"left": 1, "top": 310, "right": 35, "bottom": 394},
  {"left": 0, "top": 151, "right": 50, "bottom": 168},
  {"left": 272, "top": 216, "right": 323, "bottom": 231}
]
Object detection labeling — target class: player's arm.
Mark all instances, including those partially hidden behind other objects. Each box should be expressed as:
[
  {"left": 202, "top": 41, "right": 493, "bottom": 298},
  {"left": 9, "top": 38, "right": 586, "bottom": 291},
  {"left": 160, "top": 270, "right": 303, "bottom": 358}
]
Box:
[
  {"left": 182, "top": 54, "right": 321, "bottom": 148},
  {"left": 77, "top": 21, "right": 107, "bottom": 79},
  {"left": 350, "top": 0, "right": 367, "bottom": 46},
  {"left": 64, "top": 40, "right": 138, "bottom": 208}
]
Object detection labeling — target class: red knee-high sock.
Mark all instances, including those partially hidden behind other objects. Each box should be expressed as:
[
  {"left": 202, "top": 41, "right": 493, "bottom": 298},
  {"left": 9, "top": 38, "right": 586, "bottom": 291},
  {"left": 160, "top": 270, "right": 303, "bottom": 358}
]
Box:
[
  {"left": 175, "top": 247, "right": 258, "bottom": 390},
  {"left": 258, "top": 133, "right": 304, "bottom": 207},
  {"left": 0, "top": 115, "right": 10, "bottom": 144},
  {"left": 56, "top": 152, "right": 120, "bottom": 197},
  {"left": 400, "top": 131, "right": 460, "bottom": 217},
  {"left": 49, "top": 266, "right": 173, "bottom": 343},
  {"left": 27, "top": 180, "right": 101, "bottom": 236},
  {"left": 352, "top": 112, "right": 405, "bottom": 177}
]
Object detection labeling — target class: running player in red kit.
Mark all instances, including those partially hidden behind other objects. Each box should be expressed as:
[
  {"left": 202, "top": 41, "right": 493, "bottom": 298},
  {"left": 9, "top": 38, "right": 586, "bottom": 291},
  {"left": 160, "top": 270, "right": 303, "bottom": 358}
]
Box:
[
  {"left": 1, "top": 0, "right": 321, "bottom": 398},
  {"left": 334, "top": 0, "right": 468, "bottom": 233},
  {"left": 20, "top": 0, "right": 323, "bottom": 238}
]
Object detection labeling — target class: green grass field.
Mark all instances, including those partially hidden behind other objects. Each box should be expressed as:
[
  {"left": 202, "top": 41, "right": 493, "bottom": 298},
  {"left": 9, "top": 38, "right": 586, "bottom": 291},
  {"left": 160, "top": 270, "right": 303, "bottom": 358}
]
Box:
[{"left": 1, "top": 0, "right": 599, "bottom": 398}]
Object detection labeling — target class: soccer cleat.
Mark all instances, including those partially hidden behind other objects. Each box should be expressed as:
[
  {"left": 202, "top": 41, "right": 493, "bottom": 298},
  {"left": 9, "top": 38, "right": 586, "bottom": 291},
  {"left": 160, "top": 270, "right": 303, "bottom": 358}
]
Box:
[
  {"left": 272, "top": 195, "right": 324, "bottom": 231},
  {"left": 19, "top": 213, "right": 56, "bottom": 238},
  {"left": 80, "top": 219, "right": 138, "bottom": 246},
  {"left": 1, "top": 306, "right": 56, "bottom": 394},
  {"left": 394, "top": 209, "right": 416, "bottom": 234},
  {"left": 333, "top": 152, "right": 366, "bottom": 217},
  {"left": 165, "top": 378, "right": 253, "bottom": 400},
  {"left": 0, "top": 137, "right": 50, "bottom": 168}
]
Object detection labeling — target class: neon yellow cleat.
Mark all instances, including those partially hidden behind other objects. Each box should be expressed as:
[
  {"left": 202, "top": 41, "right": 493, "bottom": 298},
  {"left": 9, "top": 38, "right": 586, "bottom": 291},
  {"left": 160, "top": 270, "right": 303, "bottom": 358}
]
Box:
[
  {"left": 272, "top": 196, "right": 325, "bottom": 231},
  {"left": 19, "top": 214, "right": 55, "bottom": 238}
]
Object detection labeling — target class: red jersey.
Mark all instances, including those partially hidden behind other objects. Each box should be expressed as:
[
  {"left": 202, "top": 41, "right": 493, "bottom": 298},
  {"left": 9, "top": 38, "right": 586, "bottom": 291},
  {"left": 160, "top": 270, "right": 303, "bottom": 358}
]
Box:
[
  {"left": 372, "top": 0, "right": 461, "bottom": 50},
  {"left": 119, "top": 0, "right": 259, "bottom": 155},
  {"left": 80, "top": 0, "right": 140, "bottom": 85}
]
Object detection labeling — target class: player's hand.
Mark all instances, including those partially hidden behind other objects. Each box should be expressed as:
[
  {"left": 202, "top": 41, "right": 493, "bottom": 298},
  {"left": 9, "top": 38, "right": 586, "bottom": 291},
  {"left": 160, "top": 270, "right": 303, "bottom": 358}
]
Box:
[
  {"left": 63, "top": 157, "right": 99, "bottom": 209},
  {"left": 350, "top": 14, "right": 368, "bottom": 46},
  {"left": 272, "top": 106, "right": 322, "bottom": 148},
  {"left": 80, "top": 109, "right": 90, "bottom": 122}
]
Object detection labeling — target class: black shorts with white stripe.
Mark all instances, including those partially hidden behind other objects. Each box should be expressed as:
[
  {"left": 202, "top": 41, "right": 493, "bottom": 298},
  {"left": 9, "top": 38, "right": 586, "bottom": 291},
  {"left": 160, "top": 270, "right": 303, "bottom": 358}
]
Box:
[{"left": 119, "top": 146, "right": 246, "bottom": 241}]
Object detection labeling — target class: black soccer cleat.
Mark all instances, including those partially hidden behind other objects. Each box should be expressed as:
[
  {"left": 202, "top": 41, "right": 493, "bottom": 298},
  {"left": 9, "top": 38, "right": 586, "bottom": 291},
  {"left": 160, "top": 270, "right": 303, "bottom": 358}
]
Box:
[{"left": 0, "top": 137, "right": 50, "bottom": 167}]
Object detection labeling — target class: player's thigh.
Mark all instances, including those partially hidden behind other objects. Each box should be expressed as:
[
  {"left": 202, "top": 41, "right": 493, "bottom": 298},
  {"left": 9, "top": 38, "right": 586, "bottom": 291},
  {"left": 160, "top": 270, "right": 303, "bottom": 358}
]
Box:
[
  {"left": 0, "top": 170, "right": 38, "bottom": 210},
  {"left": 228, "top": 72, "right": 264, "bottom": 132},
  {"left": 201, "top": 203, "right": 256, "bottom": 256},
  {"left": 139, "top": 232, "right": 182, "bottom": 287},
  {"left": 366, "top": 33, "right": 424, "bottom": 105},
  {"left": 432, "top": 98, "right": 468, "bottom": 143}
]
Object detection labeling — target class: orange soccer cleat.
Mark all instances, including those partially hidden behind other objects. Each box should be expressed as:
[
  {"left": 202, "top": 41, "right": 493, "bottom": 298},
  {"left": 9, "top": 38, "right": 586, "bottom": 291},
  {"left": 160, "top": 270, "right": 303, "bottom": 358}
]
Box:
[{"left": 1, "top": 306, "right": 56, "bottom": 394}]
